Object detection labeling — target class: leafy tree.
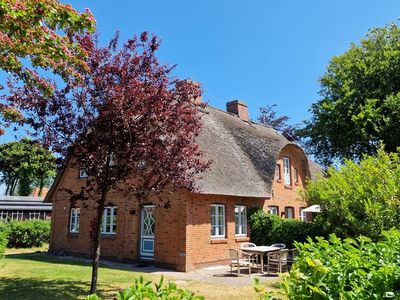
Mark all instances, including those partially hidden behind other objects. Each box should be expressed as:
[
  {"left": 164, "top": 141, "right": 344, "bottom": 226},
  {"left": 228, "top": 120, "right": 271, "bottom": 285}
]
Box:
[
  {"left": 303, "top": 148, "right": 400, "bottom": 240},
  {"left": 299, "top": 23, "right": 400, "bottom": 166},
  {"left": 0, "top": 0, "right": 95, "bottom": 134},
  {"left": 258, "top": 104, "right": 300, "bottom": 143},
  {"left": 0, "top": 138, "right": 56, "bottom": 196},
  {"left": 5, "top": 32, "right": 210, "bottom": 293}
]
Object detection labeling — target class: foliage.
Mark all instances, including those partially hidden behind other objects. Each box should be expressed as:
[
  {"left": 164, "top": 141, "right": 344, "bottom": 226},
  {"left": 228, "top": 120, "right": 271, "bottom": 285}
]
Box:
[
  {"left": 0, "top": 138, "right": 56, "bottom": 196},
  {"left": 5, "top": 32, "right": 209, "bottom": 293},
  {"left": 86, "top": 276, "right": 204, "bottom": 300},
  {"left": 258, "top": 104, "right": 300, "bottom": 143},
  {"left": 304, "top": 148, "right": 400, "bottom": 240},
  {"left": 0, "top": 228, "right": 7, "bottom": 261},
  {"left": 299, "top": 23, "right": 400, "bottom": 166},
  {"left": 0, "top": 220, "right": 50, "bottom": 248},
  {"left": 283, "top": 230, "right": 400, "bottom": 299},
  {"left": 0, "top": 0, "right": 95, "bottom": 133},
  {"left": 253, "top": 278, "right": 282, "bottom": 300},
  {"left": 249, "top": 209, "right": 326, "bottom": 248}
]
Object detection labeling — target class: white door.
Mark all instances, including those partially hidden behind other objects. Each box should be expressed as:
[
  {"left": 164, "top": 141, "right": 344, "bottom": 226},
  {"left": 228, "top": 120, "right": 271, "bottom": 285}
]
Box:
[{"left": 140, "top": 205, "right": 155, "bottom": 258}]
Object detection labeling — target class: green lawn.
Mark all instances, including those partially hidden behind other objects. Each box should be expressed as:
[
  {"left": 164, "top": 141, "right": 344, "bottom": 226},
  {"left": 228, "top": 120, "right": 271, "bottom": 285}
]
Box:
[{"left": 0, "top": 247, "right": 284, "bottom": 300}]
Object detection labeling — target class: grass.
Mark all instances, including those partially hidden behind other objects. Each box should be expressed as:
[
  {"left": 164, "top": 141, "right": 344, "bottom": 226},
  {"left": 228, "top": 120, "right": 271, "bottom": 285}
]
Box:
[{"left": 0, "top": 246, "right": 284, "bottom": 300}]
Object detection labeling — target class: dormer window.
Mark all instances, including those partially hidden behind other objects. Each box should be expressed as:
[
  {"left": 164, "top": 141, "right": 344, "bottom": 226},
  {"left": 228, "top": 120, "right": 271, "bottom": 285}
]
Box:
[
  {"left": 275, "top": 164, "right": 281, "bottom": 181},
  {"left": 283, "top": 157, "right": 291, "bottom": 185},
  {"left": 294, "top": 168, "right": 299, "bottom": 184}
]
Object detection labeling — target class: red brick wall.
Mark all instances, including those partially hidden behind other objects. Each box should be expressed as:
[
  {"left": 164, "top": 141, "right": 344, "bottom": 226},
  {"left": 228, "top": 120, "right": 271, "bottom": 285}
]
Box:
[
  {"left": 49, "top": 143, "right": 311, "bottom": 271},
  {"left": 49, "top": 163, "right": 189, "bottom": 270},
  {"left": 184, "top": 193, "right": 265, "bottom": 271},
  {"left": 266, "top": 144, "right": 309, "bottom": 219}
]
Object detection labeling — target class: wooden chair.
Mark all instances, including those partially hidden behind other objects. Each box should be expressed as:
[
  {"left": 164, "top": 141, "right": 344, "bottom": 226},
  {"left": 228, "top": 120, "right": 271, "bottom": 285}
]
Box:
[
  {"left": 240, "top": 242, "right": 258, "bottom": 267},
  {"left": 287, "top": 248, "right": 298, "bottom": 270},
  {"left": 267, "top": 249, "right": 289, "bottom": 274},
  {"left": 228, "top": 249, "right": 253, "bottom": 276},
  {"left": 271, "top": 243, "right": 286, "bottom": 249}
]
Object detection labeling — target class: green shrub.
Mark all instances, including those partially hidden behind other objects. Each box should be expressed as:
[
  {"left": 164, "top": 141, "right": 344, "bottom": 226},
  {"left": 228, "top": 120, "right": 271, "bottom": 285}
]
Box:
[
  {"left": 283, "top": 230, "right": 400, "bottom": 299},
  {"left": 249, "top": 209, "right": 326, "bottom": 248},
  {"left": 0, "top": 228, "right": 7, "bottom": 261},
  {"left": 86, "top": 275, "right": 204, "bottom": 300},
  {"left": 2, "top": 220, "right": 50, "bottom": 248}
]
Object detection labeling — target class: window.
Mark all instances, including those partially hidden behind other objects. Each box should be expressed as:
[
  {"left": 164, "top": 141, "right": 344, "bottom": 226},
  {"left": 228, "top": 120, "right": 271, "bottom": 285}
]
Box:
[
  {"left": 300, "top": 208, "right": 307, "bottom": 222},
  {"left": 101, "top": 206, "right": 117, "bottom": 235},
  {"left": 79, "top": 168, "right": 88, "bottom": 178},
  {"left": 29, "top": 212, "right": 41, "bottom": 220},
  {"left": 285, "top": 207, "right": 294, "bottom": 219},
  {"left": 235, "top": 205, "right": 247, "bottom": 236},
  {"left": 0, "top": 211, "right": 8, "bottom": 223},
  {"left": 268, "top": 206, "right": 279, "bottom": 216},
  {"left": 11, "top": 211, "right": 23, "bottom": 221},
  {"left": 294, "top": 168, "right": 299, "bottom": 184},
  {"left": 283, "top": 157, "right": 291, "bottom": 185},
  {"left": 275, "top": 164, "right": 281, "bottom": 181},
  {"left": 69, "top": 208, "right": 80, "bottom": 233},
  {"left": 211, "top": 204, "right": 225, "bottom": 238}
]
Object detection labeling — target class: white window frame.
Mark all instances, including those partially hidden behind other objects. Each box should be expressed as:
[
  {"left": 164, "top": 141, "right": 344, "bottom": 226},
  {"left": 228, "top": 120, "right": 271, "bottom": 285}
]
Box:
[
  {"left": 29, "top": 212, "right": 41, "bottom": 220},
  {"left": 0, "top": 211, "right": 8, "bottom": 223},
  {"left": 211, "top": 204, "right": 225, "bottom": 239},
  {"left": 283, "top": 156, "right": 291, "bottom": 185},
  {"left": 79, "top": 168, "right": 88, "bottom": 178},
  {"left": 275, "top": 164, "right": 281, "bottom": 181},
  {"left": 268, "top": 206, "right": 279, "bottom": 216},
  {"left": 235, "top": 205, "right": 247, "bottom": 236},
  {"left": 300, "top": 208, "right": 307, "bottom": 222},
  {"left": 11, "top": 211, "right": 23, "bottom": 221},
  {"left": 294, "top": 168, "right": 299, "bottom": 184},
  {"left": 285, "top": 207, "right": 294, "bottom": 219},
  {"left": 101, "top": 206, "right": 117, "bottom": 235},
  {"left": 69, "top": 208, "right": 80, "bottom": 233}
]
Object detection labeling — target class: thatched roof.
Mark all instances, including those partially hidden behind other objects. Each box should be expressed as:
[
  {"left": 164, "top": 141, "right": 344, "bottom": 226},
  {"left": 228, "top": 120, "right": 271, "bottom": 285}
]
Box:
[
  {"left": 196, "top": 106, "right": 297, "bottom": 198},
  {"left": 45, "top": 104, "right": 320, "bottom": 202}
]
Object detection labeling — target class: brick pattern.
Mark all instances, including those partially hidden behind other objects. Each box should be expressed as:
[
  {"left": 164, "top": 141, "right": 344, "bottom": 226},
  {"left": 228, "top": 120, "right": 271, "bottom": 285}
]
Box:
[{"left": 49, "top": 144, "right": 310, "bottom": 271}]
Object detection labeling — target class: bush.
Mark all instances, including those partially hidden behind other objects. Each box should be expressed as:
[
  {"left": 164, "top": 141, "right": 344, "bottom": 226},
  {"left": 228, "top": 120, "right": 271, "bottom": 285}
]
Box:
[
  {"left": 283, "top": 230, "right": 400, "bottom": 299},
  {"left": 0, "top": 229, "right": 7, "bottom": 261},
  {"left": 86, "top": 275, "right": 204, "bottom": 300},
  {"left": 249, "top": 209, "right": 326, "bottom": 248},
  {"left": 0, "top": 220, "right": 50, "bottom": 248}
]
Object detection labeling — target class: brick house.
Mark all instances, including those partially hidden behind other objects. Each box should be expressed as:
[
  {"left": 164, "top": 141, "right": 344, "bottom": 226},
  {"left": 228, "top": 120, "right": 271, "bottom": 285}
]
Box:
[{"left": 46, "top": 100, "right": 321, "bottom": 271}]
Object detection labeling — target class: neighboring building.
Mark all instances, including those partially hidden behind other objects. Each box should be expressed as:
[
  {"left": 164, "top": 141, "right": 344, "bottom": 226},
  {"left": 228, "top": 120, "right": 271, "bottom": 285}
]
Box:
[
  {"left": 46, "top": 100, "right": 322, "bottom": 271},
  {"left": 0, "top": 196, "right": 52, "bottom": 222}
]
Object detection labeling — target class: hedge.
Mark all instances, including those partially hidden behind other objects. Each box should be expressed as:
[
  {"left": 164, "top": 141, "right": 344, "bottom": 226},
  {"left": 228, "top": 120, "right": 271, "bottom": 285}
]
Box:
[
  {"left": 249, "top": 208, "right": 326, "bottom": 248},
  {"left": 0, "top": 220, "right": 51, "bottom": 248},
  {"left": 283, "top": 230, "right": 400, "bottom": 299}
]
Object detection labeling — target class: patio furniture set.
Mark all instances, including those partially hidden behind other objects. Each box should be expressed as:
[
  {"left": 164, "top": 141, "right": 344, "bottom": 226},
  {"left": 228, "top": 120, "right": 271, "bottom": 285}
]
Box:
[{"left": 229, "top": 243, "right": 298, "bottom": 276}]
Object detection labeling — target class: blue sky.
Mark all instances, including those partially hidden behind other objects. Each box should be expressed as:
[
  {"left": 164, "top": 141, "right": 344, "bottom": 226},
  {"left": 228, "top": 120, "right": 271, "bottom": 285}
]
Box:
[{"left": 1, "top": 0, "right": 400, "bottom": 143}]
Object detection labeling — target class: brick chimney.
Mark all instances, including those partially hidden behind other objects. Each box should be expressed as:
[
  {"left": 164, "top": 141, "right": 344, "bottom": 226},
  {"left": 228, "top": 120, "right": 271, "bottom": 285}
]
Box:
[
  {"left": 226, "top": 100, "right": 249, "bottom": 121},
  {"left": 176, "top": 80, "right": 202, "bottom": 104}
]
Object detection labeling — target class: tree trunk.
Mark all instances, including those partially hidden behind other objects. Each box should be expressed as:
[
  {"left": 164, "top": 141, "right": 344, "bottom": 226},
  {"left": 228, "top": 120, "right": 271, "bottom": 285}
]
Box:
[
  {"left": 38, "top": 175, "right": 44, "bottom": 196},
  {"left": 89, "top": 186, "right": 108, "bottom": 294}
]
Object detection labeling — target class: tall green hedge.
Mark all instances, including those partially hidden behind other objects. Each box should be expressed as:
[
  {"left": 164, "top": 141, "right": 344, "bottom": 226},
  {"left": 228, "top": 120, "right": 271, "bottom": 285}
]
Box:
[
  {"left": 283, "top": 230, "right": 400, "bottom": 299},
  {"left": 0, "top": 220, "right": 51, "bottom": 248},
  {"left": 0, "top": 229, "right": 7, "bottom": 261},
  {"left": 249, "top": 209, "right": 326, "bottom": 248}
]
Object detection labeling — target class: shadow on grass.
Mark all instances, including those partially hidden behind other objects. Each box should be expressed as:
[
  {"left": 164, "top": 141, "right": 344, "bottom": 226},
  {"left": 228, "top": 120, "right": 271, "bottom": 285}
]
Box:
[
  {"left": 0, "top": 277, "right": 100, "bottom": 300},
  {"left": 5, "top": 252, "right": 175, "bottom": 274}
]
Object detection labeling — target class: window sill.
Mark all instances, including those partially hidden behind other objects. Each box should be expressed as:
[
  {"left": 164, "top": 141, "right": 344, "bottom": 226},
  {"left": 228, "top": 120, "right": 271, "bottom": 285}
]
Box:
[
  {"left": 235, "top": 236, "right": 250, "bottom": 242},
  {"left": 210, "top": 238, "right": 228, "bottom": 244},
  {"left": 101, "top": 234, "right": 116, "bottom": 239},
  {"left": 284, "top": 185, "right": 293, "bottom": 189},
  {"left": 68, "top": 232, "right": 79, "bottom": 237}
]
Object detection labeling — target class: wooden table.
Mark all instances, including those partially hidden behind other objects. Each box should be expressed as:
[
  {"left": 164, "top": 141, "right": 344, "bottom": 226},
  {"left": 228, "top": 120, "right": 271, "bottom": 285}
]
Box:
[{"left": 242, "top": 246, "right": 280, "bottom": 273}]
